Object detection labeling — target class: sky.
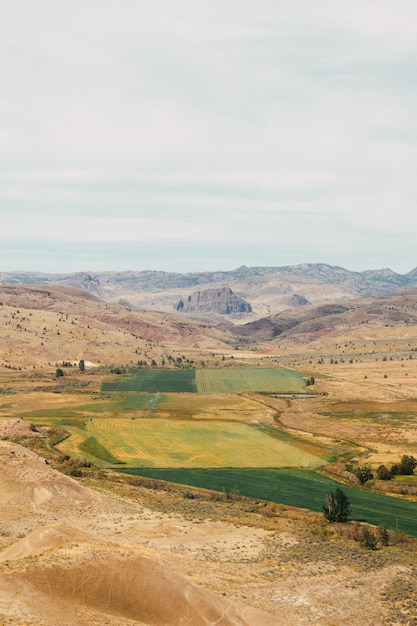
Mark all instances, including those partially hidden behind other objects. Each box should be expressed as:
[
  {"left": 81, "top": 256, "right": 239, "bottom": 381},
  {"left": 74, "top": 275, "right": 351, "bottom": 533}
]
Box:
[{"left": 1, "top": 1, "right": 417, "bottom": 275}]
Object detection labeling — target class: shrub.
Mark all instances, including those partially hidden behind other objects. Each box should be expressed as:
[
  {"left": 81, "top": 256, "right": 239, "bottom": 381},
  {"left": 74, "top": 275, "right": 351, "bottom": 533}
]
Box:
[
  {"left": 359, "top": 527, "right": 378, "bottom": 550},
  {"left": 377, "top": 526, "right": 390, "bottom": 546},
  {"left": 376, "top": 464, "right": 392, "bottom": 481},
  {"left": 354, "top": 465, "right": 374, "bottom": 485},
  {"left": 398, "top": 455, "right": 417, "bottom": 475}
]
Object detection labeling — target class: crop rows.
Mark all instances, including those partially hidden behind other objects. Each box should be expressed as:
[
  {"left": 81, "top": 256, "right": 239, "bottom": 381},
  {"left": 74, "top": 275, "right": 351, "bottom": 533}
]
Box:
[
  {"left": 62, "top": 418, "right": 323, "bottom": 469},
  {"left": 102, "top": 368, "right": 306, "bottom": 394},
  {"left": 119, "top": 467, "right": 417, "bottom": 537},
  {"left": 196, "top": 368, "right": 305, "bottom": 393}
]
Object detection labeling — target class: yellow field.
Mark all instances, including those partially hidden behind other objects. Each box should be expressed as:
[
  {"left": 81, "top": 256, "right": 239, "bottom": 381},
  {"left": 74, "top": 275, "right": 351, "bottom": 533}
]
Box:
[{"left": 56, "top": 417, "right": 324, "bottom": 469}]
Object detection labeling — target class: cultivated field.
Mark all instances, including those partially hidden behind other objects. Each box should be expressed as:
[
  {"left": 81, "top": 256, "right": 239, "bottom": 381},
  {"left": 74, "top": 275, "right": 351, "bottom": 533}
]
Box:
[
  {"left": 55, "top": 417, "right": 324, "bottom": 469},
  {"left": 119, "top": 467, "right": 417, "bottom": 537},
  {"left": 101, "top": 368, "right": 306, "bottom": 394}
]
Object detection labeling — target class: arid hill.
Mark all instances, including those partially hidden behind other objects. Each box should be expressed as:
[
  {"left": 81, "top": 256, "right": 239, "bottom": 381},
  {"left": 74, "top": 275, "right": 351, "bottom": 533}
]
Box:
[
  {"left": 0, "top": 439, "right": 278, "bottom": 625},
  {"left": 2, "top": 263, "right": 417, "bottom": 322},
  {"left": 231, "top": 289, "right": 417, "bottom": 345},
  {"left": 1, "top": 282, "right": 417, "bottom": 370},
  {"left": 0, "top": 283, "right": 238, "bottom": 369}
]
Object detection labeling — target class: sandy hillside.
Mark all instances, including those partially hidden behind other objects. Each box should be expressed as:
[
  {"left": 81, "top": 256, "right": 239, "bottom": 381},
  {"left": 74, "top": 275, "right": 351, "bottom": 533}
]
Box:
[
  {"left": 0, "top": 439, "right": 280, "bottom": 625},
  {"left": 1, "top": 435, "right": 416, "bottom": 625}
]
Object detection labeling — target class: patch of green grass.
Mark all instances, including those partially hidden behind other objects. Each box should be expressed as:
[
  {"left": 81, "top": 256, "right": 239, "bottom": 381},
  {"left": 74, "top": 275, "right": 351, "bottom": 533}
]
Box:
[
  {"left": 116, "top": 467, "right": 417, "bottom": 538},
  {"left": 196, "top": 368, "right": 306, "bottom": 393},
  {"left": 257, "top": 423, "right": 343, "bottom": 461},
  {"left": 102, "top": 370, "right": 197, "bottom": 393},
  {"left": 58, "top": 418, "right": 87, "bottom": 430},
  {"left": 20, "top": 394, "right": 166, "bottom": 424},
  {"left": 78, "top": 436, "right": 124, "bottom": 464},
  {"left": 22, "top": 409, "right": 84, "bottom": 420},
  {"left": 101, "top": 368, "right": 306, "bottom": 394}
]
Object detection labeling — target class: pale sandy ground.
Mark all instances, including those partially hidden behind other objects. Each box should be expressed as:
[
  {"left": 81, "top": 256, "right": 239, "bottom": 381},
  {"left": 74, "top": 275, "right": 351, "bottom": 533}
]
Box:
[{"left": 0, "top": 432, "right": 415, "bottom": 625}]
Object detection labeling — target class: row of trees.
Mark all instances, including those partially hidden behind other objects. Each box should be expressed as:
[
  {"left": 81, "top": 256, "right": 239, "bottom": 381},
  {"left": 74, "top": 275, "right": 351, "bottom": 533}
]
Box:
[
  {"left": 345, "top": 455, "right": 417, "bottom": 485},
  {"left": 55, "top": 359, "right": 85, "bottom": 378},
  {"left": 376, "top": 455, "right": 417, "bottom": 481}
]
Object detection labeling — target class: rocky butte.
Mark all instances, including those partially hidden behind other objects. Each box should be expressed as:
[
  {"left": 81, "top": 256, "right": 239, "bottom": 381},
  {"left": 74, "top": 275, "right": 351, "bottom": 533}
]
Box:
[{"left": 175, "top": 286, "right": 252, "bottom": 315}]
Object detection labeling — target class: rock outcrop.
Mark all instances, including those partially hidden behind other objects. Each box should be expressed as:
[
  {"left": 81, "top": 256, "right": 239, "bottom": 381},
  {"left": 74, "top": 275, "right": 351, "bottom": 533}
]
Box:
[{"left": 176, "top": 287, "right": 252, "bottom": 315}]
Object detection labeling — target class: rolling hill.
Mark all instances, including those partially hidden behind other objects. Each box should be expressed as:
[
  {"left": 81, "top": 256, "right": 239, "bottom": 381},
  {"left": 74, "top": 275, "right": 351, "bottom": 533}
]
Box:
[{"left": 2, "top": 263, "right": 417, "bottom": 323}]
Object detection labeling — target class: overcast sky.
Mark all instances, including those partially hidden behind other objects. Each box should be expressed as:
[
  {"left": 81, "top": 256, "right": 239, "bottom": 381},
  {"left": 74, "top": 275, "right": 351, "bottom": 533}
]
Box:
[{"left": 1, "top": 1, "right": 417, "bottom": 274}]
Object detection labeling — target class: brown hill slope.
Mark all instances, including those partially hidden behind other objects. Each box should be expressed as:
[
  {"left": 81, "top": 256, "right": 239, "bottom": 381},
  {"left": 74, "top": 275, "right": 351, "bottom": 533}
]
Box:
[
  {"left": 0, "top": 284, "right": 237, "bottom": 369},
  {"left": 231, "top": 289, "right": 417, "bottom": 347},
  {"left": 3, "top": 263, "right": 417, "bottom": 322},
  {"left": 0, "top": 439, "right": 279, "bottom": 625}
]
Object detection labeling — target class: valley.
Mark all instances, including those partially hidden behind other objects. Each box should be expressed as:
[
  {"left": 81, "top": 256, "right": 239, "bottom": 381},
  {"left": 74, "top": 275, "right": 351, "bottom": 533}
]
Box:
[{"left": 1, "top": 265, "right": 417, "bottom": 624}]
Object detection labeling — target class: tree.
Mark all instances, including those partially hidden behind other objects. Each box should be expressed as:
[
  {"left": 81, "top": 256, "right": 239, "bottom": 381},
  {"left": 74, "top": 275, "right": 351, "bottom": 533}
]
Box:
[
  {"left": 55, "top": 368, "right": 64, "bottom": 378},
  {"left": 323, "top": 487, "right": 350, "bottom": 523},
  {"left": 398, "top": 455, "right": 417, "bottom": 475},
  {"left": 354, "top": 465, "right": 374, "bottom": 485},
  {"left": 376, "top": 464, "right": 392, "bottom": 481},
  {"left": 78, "top": 359, "right": 85, "bottom": 372}
]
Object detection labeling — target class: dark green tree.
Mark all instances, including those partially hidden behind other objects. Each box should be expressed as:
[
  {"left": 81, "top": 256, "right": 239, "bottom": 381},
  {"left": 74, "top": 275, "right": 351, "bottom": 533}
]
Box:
[
  {"left": 354, "top": 465, "right": 374, "bottom": 485},
  {"left": 55, "top": 368, "right": 64, "bottom": 378},
  {"left": 323, "top": 487, "right": 350, "bottom": 523},
  {"left": 398, "top": 455, "right": 417, "bottom": 475},
  {"left": 78, "top": 359, "right": 85, "bottom": 372}
]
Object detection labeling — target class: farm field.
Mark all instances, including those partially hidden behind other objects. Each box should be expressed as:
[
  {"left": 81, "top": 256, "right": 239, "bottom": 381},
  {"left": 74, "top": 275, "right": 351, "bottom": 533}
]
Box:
[
  {"left": 101, "top": 368, "right": 306, "bottom": 394},
  {"left": 55, "top": 417, "right": 324, "bottom": 469},
  {"left": 20, "top": 391, "right": 285, "bottom": 428},
  {"left": 118, "top": 467, "right": 417, "bottom": 538}
]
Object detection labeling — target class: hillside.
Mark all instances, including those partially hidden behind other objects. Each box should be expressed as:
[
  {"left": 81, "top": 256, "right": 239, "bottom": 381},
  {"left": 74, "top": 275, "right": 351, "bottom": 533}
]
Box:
[
  {"left": 0, "top": 438, "right": 278, "bottom": 625},
  {"left": 2, "top": 263, "right": 417, "bottom": 323},
  {"left": 2, "top": 282, "right": 417, "bottom": 371},
  {"left": 232, "top": 289, "right": 417, "bottom": 345},
  {"left": 0, "top": 284, "right": 237, "bottom": 370}
]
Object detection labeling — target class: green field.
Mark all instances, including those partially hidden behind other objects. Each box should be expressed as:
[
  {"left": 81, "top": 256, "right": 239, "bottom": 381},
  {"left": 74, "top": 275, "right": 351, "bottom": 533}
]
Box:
[
  {"left": 101, "top": 368, "right": 306, "bottom": 394},
  {"left": 55, "top": 417, "right": 323, "bottom": 469},
  {"left": 117, "top": 467, "right": 417, "bottom": 537}
]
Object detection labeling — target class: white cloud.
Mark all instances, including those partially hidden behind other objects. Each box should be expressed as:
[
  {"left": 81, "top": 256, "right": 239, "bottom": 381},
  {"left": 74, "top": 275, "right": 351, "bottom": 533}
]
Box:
[{"left": 1, "top": 1, "right": 417, "bottom": 272}]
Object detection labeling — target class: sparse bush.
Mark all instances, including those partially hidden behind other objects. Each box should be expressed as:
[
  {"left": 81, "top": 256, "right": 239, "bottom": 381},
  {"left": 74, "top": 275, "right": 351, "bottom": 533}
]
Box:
[
  {"left": 58, "top": 457, "right": 91, "bottom": 477},
  {"left": 377, "top": 526, "right": 390, "bottom": 546},
  {"left": 359, "top": 527, "right": 378, "bottom": 550},
  {"left": 347, "top": 521, "right": 361, "bottom": 542}
]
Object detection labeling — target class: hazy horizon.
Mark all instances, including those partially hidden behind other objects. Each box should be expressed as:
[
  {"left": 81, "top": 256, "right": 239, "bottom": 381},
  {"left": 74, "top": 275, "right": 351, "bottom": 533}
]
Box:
[
  {"left": 1, "top": 1, "right": 416, "bottom": 275},
  {"left": 0, "top": 239, "right": 415, "bottom": 277}
]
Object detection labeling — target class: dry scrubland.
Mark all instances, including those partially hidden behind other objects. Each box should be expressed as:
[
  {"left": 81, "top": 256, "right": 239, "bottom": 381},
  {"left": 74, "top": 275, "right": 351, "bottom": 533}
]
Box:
[
  {"left": 1, "top": 284, "right": 417, "bottom": 623},
  {"left": 1, "top": 355, "right": 417, "bottom": 624}
]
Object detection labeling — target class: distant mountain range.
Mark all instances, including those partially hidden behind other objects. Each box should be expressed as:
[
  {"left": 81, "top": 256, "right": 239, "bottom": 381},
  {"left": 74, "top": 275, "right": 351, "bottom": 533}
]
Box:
[
  {"left": 1, "top": 264, "right": 417, "bottom": 323},
  {"left": 1, "top": 278, "right": 417, "bottom": 368}
]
